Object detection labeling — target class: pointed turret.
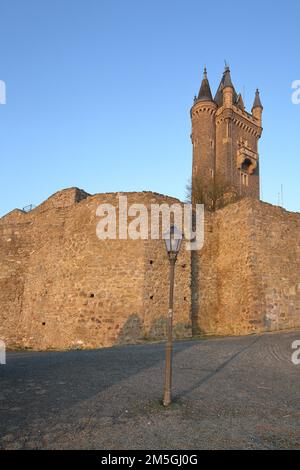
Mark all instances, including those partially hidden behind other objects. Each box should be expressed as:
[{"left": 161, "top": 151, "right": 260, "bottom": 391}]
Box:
[
  {"left": 223, "top": 66, "right": 234, "bottom": 89},
  {"left": 223, "top": 66, "right": 235, "bottom": 107},
  {"left": 252, "top": 89, "right": 263, "bottom": 110},
  {"left": 214, "top": 65, "right": 238, "bottom": 107},
  {"left": 252, "top": 89, "right": 263, "bottom": 126},
  {"left": 197, "top": 67, "right": 213, "bottom": 102}
]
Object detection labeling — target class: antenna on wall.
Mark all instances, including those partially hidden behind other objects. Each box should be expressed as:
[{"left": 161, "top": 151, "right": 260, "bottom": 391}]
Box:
[{"left": 277, "top": 185, "right": 284, "bottom": 207}]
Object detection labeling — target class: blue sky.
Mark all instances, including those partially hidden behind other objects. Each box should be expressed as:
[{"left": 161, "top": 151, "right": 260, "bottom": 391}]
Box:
[{"left": 0, "top": 0, "right": 299, "bottom": 215}]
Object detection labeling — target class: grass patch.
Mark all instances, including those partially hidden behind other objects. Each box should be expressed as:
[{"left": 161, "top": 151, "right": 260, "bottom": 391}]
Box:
[{"left": 144, "top": 397, "right": 184, "bottom": 414}]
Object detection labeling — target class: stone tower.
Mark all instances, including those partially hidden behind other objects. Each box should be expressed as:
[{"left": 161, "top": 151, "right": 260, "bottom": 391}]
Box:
[{"left": 191, "top": 66, "right": 263, "bottom": 202}]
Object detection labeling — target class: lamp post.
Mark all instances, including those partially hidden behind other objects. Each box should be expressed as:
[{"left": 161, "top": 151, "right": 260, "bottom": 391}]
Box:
[{"left": 163, "top": 225, "right": 183, "bottom": 407}]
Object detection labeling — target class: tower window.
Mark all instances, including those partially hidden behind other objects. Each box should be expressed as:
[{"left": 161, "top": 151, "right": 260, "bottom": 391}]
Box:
[
  {"left": 209, "top": 169, "right": 214, "bottom": 179},
  {"left": 241, "top": 173, "right": 249, "bottom": 186},
  {"left": 241, "top": 158, "right": 252, "bottom": 173}
]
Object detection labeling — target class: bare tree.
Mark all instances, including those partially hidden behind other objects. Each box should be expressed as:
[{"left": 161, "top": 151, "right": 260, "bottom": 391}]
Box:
[{"left": 186, "top": 175, "right": 240, "bottom": 211}]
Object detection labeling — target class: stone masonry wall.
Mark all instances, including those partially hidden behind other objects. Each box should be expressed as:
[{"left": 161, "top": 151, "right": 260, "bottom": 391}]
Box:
[
  {"left": 193, "top": 198, "right": 300, "bottom": 336},
  {"left": 0, "top": 189, "right": 299, "bottom": 350},
  {"left": 0, "top": 189, "right": 191, "bottom": 350}
]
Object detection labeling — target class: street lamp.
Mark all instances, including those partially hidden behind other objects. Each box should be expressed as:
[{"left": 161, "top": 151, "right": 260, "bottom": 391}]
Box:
[{"left": 163, "top": 225, "right": 183, "bottom": 407}]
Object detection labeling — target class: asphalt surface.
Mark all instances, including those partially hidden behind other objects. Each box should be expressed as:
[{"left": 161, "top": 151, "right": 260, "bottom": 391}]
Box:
[{"left": 0, "top": 330, "right": 299, "bottom": 450}]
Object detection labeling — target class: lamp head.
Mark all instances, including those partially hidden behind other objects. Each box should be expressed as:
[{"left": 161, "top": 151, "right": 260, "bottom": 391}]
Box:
[{"left": 163, "top": 225, "right": 183, "bottom": 258}]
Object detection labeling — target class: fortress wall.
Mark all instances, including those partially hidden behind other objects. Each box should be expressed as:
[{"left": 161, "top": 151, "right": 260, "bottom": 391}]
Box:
[
  {"left": 0, "top": 214, "right": 31, "bottom": 347},
  {"left": 33, "top": 187, "right": 90, "bottom": 212},
  {"left": 252, "top": 202, "right": 300, "bottom": 331},
  {"left": 143, "top": 237, "right": 191, "bottom": 341},
  {"left": 194, "top": 199, "right": 300, "bottom": 335},
  {"left": 0, "top": 190, "right": 192, "bottom": 350},
  {"left": 19, "top": 194, "right": 146, "bottom": 350},
  {"left": 191, "top": 211, "right": 219, "bottom": 334},
  {"left": 212, "top": 199, "right": 265, "bottom": 335},
  {"left": 0, "top": 188, "right": 298, "bottom": 350}
]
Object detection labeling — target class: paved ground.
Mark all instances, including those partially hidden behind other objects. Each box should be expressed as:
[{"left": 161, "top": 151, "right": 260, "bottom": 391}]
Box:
[{"left": 0, "top": 330, "right": 299, "bottom": 450}]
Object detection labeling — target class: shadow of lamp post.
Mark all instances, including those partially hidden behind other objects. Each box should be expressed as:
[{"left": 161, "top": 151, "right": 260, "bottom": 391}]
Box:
[{"left": 163, "top": 225, "right": 183, "bottom": 407}]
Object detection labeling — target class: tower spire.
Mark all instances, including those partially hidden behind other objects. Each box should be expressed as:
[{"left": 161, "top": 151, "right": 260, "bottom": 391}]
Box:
[
  {"left": 214, "top": 64, "right": 237, "bottom": 106},
  {"left": 223, "top": 64, "right": 234, "bottom": 89},
  {"left": 197, "top": 67, "right": 213, "bottom": 102},
  {"left": 252, "top": 89, "right": 263, "bottom": 110}
]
